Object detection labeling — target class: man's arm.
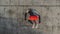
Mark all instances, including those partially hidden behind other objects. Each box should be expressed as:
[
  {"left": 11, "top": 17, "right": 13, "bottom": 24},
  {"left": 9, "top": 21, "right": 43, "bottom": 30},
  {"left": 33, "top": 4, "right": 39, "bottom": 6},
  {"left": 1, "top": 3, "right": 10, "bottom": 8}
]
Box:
[
  {"left": 25, "top": 9, "right": 29, "bottom": 20},
  {"left": 38, "top": 15, "right": 41, "bottom": 23},
  {"left": 25, "top": 13, "right": 27, "bottom": 20}
]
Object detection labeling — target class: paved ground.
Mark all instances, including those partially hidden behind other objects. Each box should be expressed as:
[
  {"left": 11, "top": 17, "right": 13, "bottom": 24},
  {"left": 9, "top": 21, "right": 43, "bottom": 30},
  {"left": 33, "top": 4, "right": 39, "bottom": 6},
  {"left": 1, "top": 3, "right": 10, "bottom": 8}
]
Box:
[{"left": 0, "top": 17, "right": 46, "bottom": 34}]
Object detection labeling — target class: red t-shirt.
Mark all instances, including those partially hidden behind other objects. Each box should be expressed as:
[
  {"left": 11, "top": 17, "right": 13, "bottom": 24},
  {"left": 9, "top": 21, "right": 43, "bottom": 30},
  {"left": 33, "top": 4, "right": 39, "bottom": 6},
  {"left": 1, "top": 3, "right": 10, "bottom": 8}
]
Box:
[{"left": 29, "top": 15, "right": 39, "bottom": 21}]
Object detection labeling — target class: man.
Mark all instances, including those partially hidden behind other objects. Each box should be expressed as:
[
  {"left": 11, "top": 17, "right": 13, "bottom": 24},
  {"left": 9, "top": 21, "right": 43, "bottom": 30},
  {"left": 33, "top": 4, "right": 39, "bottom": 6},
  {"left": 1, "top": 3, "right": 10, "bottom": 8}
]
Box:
[{"left": 24, "top": 8, "right": 41, "bottom": 28}]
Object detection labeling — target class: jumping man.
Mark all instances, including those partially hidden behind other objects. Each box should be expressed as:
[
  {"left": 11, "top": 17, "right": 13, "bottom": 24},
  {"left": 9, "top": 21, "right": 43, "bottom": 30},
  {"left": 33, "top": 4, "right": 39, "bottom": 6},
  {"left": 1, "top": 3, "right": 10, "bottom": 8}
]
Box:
[{"left": 24, "top": 8, "right": 41, "bottom": 28}]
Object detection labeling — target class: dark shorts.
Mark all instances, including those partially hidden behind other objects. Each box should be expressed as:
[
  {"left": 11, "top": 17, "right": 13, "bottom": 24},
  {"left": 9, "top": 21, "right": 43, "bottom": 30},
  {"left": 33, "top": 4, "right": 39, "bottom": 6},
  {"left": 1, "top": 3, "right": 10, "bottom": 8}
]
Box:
[{"left": 28, "top": 15, "right": 38, "bottom": 21}]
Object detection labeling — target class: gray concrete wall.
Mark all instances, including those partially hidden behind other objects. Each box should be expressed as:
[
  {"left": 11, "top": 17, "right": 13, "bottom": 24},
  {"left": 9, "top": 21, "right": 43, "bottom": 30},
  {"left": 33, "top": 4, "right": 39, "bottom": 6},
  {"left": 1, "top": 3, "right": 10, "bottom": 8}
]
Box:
[{"left": 0, "top": 0, "right": 60, "bottom": 34}]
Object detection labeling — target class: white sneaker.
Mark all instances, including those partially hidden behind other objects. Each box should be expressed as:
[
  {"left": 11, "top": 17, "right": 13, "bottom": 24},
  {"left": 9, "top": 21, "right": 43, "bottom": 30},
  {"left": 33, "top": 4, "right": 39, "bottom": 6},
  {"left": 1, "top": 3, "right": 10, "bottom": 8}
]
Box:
[{"left": 35, "top": 24, "right": 38, "bottom": 29}]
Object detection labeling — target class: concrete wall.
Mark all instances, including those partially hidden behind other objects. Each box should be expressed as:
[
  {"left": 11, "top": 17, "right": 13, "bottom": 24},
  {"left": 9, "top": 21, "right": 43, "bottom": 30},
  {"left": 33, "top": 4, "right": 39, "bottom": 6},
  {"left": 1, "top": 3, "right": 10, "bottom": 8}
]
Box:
[{"left": 0, "top": 0, "right": 60, "bottom": 34}]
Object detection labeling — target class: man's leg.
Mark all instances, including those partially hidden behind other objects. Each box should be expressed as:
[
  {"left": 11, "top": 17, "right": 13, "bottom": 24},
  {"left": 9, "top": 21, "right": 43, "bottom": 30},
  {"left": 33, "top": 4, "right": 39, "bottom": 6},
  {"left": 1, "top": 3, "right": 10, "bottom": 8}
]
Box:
[
  {"left": 34, "top": 20, "right": 39, "bottom": 28},
  {"left": 28, "top": 20, "right": 35, "bottom": 28},
  {"left": 32, "top": 21, "right": 35, "bottom": 28}
]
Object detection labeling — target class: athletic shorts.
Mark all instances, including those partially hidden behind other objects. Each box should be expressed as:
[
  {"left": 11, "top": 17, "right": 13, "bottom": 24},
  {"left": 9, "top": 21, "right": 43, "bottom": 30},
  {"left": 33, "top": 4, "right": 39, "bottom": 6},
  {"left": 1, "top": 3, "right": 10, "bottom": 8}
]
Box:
[{"left": 28, "top": 15, "right": 39, "bottom": 21}]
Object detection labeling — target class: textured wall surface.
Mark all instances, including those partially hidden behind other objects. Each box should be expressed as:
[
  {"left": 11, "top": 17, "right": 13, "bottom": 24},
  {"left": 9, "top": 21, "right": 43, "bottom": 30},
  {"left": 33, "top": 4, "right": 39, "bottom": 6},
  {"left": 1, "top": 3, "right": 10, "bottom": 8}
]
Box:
[{"left": 0, "top": 0, "right": 60, "bottom": 34}]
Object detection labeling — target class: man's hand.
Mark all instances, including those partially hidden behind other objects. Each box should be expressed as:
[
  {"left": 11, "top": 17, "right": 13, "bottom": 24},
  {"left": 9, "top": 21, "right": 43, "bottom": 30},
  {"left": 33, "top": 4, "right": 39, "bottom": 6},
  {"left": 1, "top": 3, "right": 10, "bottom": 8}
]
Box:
[{"left": 23, "top": 20, "right": 31, "bottom": 26}]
